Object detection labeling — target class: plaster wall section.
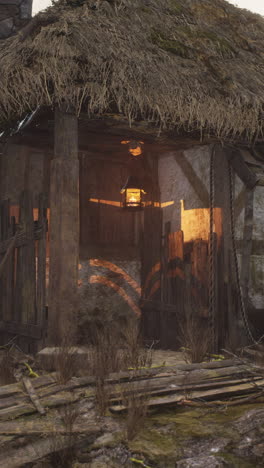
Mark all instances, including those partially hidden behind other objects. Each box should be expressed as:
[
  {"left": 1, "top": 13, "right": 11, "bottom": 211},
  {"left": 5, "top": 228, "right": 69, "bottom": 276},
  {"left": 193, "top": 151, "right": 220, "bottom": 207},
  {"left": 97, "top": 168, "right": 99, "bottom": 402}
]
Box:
[
  {"left": 0, "top": 0, "right": 32, "bottom": 39},
  {"left": 158, "top": 145, "right": 211, "bottom": 235},
  {"left": 234, "top": 175, "right": 264, "bottom": 310}
]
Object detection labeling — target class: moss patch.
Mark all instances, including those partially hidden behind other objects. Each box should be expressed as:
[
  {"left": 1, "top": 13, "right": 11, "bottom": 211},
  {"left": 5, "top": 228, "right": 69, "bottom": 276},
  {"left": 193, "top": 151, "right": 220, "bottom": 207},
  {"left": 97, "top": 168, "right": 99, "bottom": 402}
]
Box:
[
  {"left": 129, "top": 425, "right": 178, "bottom": 467},
  {"left": 219, "top": 452, "right": 263, "bottom": 468},
  {"left": 150, "top": 29, "right": 192, "bottom": 58},
  {"left": 121, "top": 403, "right": 264, "bottom": 466},
  {"left": 168, "top": 0, "right": 185, "bottom": 15}
]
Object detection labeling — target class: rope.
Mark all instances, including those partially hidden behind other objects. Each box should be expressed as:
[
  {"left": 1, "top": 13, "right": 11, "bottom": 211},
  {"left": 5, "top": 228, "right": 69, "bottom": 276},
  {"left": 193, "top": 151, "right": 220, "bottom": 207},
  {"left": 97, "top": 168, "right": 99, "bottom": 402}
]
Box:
[
  {"left": 209, "top": 145, "right": 216, "bottom": 352},
  {"left": 228, "top": 163, "right": 257, "bottom": 345}
]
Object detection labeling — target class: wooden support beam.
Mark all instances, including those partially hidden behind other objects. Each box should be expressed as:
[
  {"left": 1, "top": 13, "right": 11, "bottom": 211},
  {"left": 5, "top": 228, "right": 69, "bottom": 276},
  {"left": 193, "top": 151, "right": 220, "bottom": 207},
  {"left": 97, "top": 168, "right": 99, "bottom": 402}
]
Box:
[
  {"left": 227, "top": 149, "right": 258, "bottom": 189},
  {"left": 240, "top": 188, "right": 254, "bottom": 313},
  {"left": 256, "top": 176, "right": 264, "bottom": 186},
  {"left": 48, "top": 107, "right": 79, "bottom": 345},
  {"left": 213, "top": 145, "right": 232, "bottom": 347}
]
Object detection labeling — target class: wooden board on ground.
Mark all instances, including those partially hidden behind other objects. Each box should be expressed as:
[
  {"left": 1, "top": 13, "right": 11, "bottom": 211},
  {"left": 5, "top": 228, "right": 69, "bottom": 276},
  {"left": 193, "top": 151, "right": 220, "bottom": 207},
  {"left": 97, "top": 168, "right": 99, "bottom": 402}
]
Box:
[{"left": 0, "top": 359, "right": 263, "bottom": 422}]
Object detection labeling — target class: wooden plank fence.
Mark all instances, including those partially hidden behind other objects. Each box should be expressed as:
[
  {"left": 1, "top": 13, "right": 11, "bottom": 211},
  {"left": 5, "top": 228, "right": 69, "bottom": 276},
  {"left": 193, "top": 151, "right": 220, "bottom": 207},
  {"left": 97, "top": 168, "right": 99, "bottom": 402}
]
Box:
[
  {"left": 141, "top": 229, "right": 224, "bottom": 351},
  {"left": 0, "top": 191, "right": 48, "bottom": 352}
]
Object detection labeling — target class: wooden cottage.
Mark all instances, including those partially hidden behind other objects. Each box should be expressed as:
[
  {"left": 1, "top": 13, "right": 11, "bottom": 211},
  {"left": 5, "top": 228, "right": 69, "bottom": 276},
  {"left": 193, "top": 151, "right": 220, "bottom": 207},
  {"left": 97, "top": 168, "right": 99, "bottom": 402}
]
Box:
[{"left": 0, "top": 0, "right": 264, "bottom": 352}]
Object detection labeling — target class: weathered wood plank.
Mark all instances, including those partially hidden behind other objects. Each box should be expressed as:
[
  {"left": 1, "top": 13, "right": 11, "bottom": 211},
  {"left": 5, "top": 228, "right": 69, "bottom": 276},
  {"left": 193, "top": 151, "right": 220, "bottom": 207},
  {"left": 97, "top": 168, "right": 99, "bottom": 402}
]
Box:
[
  {"left": 0, "top": 200, "right": 10, "bottom": 324},
  {"left": 140, "top": 300, "right": 179, "bottom": 314},
  {"left": 110, "top": 379, "right": 264, "bottom": 413},
  {"left": 22, "top": 377, "right": 46, "bottom": 415},
  {"left": 192, "top": 239, "right": 208, "bottom": 318},
  {"left": 109, "top": 375, "right": 263, "bottom": 403},
  {"left": 0, "top": 391, "right": 80, "bottom": 420},
  {"left": 0, "top": 221, "right": 17, "bottom": 280},
  {"left": 168, "top": 230, "right": 185, "bottom": 324},
  {"left": 0, "top": 374, "right": 56, "bottom": 398},
  {"left": 36, "top": 194, "right": 47, "bottom": 337},
  {"left": 0, "top": 321, "right": 43, "bottom": 339},
  {"left": 14, "top": 190, "right": 36, "bottom": 326},
  {"left": 0, "top": 420, "right": 100, "bottom": 435},
  {"left": 48, "top": 108, "right": 79, "bottom": 345},
  {"left": 240, "top": 188, "right": 254, "bottom": 315},
  {"left": 0, "top": 228, "right": 45, "bottom": 254}
]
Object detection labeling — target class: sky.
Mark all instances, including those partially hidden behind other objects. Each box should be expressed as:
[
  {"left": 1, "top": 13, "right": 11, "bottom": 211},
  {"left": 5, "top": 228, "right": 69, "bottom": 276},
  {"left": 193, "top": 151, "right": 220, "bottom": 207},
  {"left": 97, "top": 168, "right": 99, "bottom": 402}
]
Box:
[{"left": 32, "top": 0, "right": 264, "bottom": 16}]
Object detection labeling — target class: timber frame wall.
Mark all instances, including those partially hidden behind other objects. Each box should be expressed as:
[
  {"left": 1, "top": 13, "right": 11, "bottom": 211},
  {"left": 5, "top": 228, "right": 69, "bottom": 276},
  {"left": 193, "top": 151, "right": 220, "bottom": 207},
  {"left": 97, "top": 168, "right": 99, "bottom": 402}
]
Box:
[{"left": 0, "top": 111, "right": 261, "bottom": 350}]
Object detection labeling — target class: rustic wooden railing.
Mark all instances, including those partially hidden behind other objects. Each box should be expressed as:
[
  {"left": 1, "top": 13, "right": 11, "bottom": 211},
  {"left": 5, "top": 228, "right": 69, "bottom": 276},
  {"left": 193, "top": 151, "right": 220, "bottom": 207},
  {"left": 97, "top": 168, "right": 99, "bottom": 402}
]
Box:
[{"left": 0, "top": 191, "right": 48, "bottom": 352}]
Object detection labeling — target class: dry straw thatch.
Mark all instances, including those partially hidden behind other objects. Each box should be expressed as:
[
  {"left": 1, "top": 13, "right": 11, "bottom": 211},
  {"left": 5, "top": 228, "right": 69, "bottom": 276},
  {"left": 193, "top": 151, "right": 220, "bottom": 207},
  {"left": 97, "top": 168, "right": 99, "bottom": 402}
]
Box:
[{"left": 0, "top": 0, "right": 264, "bottom": 141}]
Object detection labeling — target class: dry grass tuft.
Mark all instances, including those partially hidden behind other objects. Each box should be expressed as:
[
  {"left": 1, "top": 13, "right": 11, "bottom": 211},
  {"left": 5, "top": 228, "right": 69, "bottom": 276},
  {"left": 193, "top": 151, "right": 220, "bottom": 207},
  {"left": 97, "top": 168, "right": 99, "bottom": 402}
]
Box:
[
  {"left": 179, "top": 313, "right": 210, "bottom": 363},
  {"left": 54, "top": 343, "right": 79, "bottom": 385},
  {"left": 89, "top": 319, "right": 153, "bottom": 415},
  {"left": 48, "top": 401, "right": 80, "bottom": 467},
  {"left": 121, "top": 320, "right": 153, "bottom": 370},
  {"left": 120, "top": 380, "right": 149, "bottom": 441}
]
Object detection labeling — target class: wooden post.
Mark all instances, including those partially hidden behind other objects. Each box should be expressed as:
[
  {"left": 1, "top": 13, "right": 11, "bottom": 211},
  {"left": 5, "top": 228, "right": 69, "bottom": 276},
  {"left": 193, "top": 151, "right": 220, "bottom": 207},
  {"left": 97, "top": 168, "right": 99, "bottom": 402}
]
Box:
[
  {"left": 192, "top": 239, "right": 208, "bottom": 319},
  {"left": 213, "top": 145, "right": 233, "bottom": 347},
  {"left": 15, "top": 191, "right": 36, "bottom": 326},
  {"left": 48, "top": 107, "right": 79, "bottom": 345},
  {"left": 240, "top": 188, "right": 254, "bottom": 317},
  {"left": 36, "top": 194, "right": 47, "bottom": 347}
]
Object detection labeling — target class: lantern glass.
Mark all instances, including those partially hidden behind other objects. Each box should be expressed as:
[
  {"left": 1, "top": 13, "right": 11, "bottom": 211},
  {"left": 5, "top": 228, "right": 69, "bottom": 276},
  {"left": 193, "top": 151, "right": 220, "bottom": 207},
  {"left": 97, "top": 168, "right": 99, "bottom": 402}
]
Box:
[
  {"left": 121, "top": 176, "right": 146, "bottom": 210},
  {"left": 126, "top": 188, "right": 142, "bottom": 207}
]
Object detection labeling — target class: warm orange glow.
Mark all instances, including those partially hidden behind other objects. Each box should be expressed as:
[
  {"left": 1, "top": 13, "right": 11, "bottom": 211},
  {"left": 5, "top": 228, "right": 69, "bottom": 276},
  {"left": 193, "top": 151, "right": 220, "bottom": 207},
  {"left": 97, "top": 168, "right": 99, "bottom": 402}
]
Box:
[
  {"left": 129, "top": 146, "right": 142, "bottom": 157},
  {"left": 180, "top": 200, "right": 222, "bottom": 245},
  {"left": 143, "top": 262, "right": 161, "bottom": 295},
  {"left": 148, "top": 280, "right": 161, "bottom": 298},
  {"left": 167, "top": 268, "right": 185, "bottom": 280},
  {"left": 90, "top": 275, "right": 141, "bottom": 317},
  {"left": 161, "top": 201, "right": 174, "bottom": 208},
  {"left": 90, "top": 259, "right": 141, "bottom": 295},
  {"left": 144, "top": 201, "right": 174, "bottom": 208},
  {"left": 126, "top": 188, "right": 141, "bottom": 206},
  {"left": 121, "top": 140, "right": 144, "bottom": 157},
  {"left": 89, "top": 198, "right": 121, "bottom": 207}
]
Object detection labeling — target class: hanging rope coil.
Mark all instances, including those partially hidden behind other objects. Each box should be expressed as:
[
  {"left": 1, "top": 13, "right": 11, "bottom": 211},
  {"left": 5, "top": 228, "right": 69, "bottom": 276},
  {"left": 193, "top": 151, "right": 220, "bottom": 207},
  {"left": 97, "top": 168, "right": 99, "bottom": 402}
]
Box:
[{"left": 228, "top": 163, "right": 257, "bottom": 345}]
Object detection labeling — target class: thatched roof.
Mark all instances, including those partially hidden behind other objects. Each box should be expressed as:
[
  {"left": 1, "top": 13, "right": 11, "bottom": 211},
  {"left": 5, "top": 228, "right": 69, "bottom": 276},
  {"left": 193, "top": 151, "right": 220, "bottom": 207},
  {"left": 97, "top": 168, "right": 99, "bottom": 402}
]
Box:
[{"left": 0, "top": 0, "right": 264, "bottom": 142}]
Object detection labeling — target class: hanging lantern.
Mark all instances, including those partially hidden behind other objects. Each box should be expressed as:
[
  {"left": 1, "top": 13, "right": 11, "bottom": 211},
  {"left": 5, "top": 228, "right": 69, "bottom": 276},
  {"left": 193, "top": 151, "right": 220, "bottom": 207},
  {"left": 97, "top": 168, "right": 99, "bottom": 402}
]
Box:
[
  {"left": 121, "top": 140, "right": 144, "bottom": 157},
  {"left": 120, "top": 176, "right": 146, "bottom": 210}
]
